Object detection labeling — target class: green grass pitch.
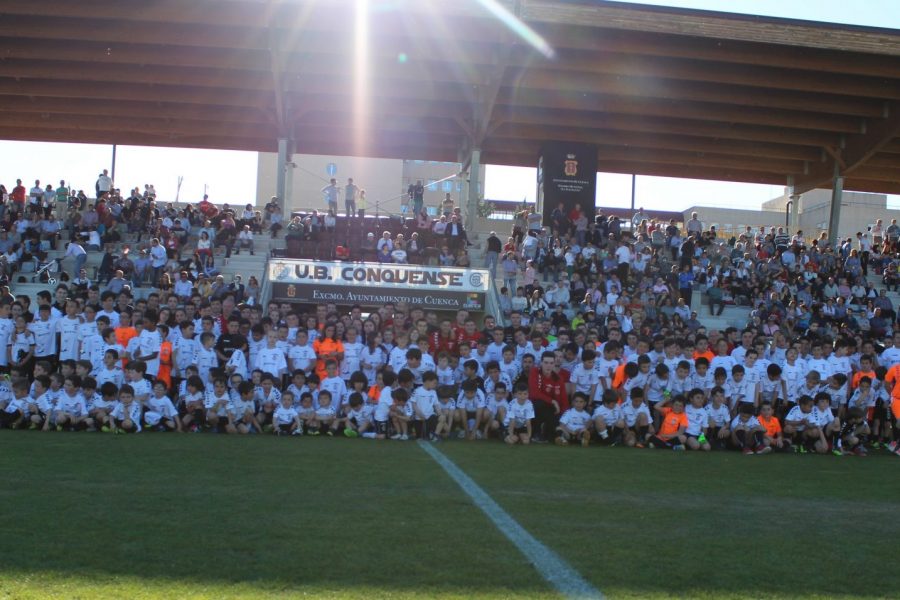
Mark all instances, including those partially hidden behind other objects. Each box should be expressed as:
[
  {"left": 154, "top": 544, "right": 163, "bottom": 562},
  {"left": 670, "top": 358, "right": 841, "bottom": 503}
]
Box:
[{"left": 1, "top": 432, "right": 898, "bottom": 599}]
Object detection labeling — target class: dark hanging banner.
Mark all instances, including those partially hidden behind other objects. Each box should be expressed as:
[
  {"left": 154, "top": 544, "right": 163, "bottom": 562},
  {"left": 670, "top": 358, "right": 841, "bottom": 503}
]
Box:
[{"left": 537, "top": 143, "right": 598, "bottom": 227}]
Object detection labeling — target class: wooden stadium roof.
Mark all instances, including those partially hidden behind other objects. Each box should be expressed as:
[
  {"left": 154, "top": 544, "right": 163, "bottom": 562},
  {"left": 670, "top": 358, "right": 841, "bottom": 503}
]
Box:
[{"left": 1, "top": 0, "right": 900, "bottom": 194}]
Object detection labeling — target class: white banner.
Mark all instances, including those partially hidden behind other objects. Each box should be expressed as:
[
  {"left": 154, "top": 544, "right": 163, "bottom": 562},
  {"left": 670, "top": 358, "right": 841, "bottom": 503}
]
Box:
[{"left": 268, "top": 261, "right": 490, "bottom": 293}]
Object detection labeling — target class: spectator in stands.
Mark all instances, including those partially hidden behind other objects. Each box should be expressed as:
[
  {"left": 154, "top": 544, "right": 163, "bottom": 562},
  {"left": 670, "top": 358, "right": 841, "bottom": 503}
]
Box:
[
  {"left": 390, "top": 240, "right": 407, "bottom": 264},
  {"left": 196, "top": 231, "right": 213, "bottom": 270},
  {"left": 286, "top": 216, "right": 305, "bottom": 241},
  {"left": 269, "top": 204, "right": 283, "bottom": 238},
  {"left": 96, "top": 169, "right": 113, "bottom": 198},
  {"left": 149, "top": 238, "right": 168, "bottom": 285},
  {"left": 444, "top": 214, "right": 468, "bottom": 252},
  {"left": 105, "top": 269, "right": 128, "bottom": 294},
  {"left": 245, "top": 275, "right": 260, "bottom": 305},
  {"left": 406, "top": 232, "right": 422, "bottom": 263},
  {"left": 484, "top": 231, "right": 501, "bottom": 278},
  {"left": 376, "top": 232, "right": 393, "bottom": 254},
  {"left": 10, "top": 179, "right": 26, "bottom": 216},
  {"left": 707, "top": 278, "right": 725, "bottom": 316},
  {"left": 345, "top": 178, "right": 358, "bottom": 217},
  {"left": 455, "top": 249, "right": 470, "bottom": 268},
  {"left": 215, "top": 211, "right": 237, "bottom": 264},
  {"left": 65, "top": 238, "right": 88, "bottom": 276},
  {"left": 438, "top": 245, "right": 455, "bottom": 266},
  {"left": 377, "top": 243, "right": 393, "bottom": 263},
  {"left": 235, "top": 225, "right": 255, "bottom": 255},
  {"left": 324, "top": 210, "right": 336, "bottom": 233},
  {"left": 357, "top": 189, "right": 367, "bottom": 218},
  {"left": 415, "top": 209, "right": 431, "bottom": 232},
  {"left": 432, "top": 215, "right": 448, "bottom": 236},
  {"left": 409, "top": 180, "right": 424, "bottom": 215},
  {"left": 132, "top": 249, "right": 151, "bottom": 287}
]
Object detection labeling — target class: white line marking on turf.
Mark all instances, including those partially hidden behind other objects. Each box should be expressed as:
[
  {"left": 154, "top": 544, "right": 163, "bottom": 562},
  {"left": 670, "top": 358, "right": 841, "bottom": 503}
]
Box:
[{"left": 418, "top": 441, "right": 604, "bottom": 599}]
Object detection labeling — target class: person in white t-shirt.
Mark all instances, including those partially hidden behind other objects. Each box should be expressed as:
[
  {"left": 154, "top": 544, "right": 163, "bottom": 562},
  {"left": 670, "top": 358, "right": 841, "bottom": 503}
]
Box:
[
  {"left": 272, "top": 393, "right": 301, "bottom": 435},
  {"left": 555, "top": 393, "right": 592, "bottom": 447},
  {"left": 411, "top": 371, "right": 439, "bottom": 440},
  {"left": 503, "top": 383, "right": 534, "bottom": 445}
]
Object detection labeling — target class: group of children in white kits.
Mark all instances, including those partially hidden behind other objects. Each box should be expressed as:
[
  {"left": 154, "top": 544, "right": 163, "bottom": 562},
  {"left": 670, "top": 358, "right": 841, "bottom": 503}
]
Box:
[{"left": 0, "top": 291, "right": 897, "bottom": 458}]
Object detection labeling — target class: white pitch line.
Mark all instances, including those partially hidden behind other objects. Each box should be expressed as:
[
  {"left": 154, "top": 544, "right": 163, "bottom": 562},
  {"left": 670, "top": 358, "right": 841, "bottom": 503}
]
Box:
[{"left": 418, "top": 441, "right": 604, "bottom": 599}]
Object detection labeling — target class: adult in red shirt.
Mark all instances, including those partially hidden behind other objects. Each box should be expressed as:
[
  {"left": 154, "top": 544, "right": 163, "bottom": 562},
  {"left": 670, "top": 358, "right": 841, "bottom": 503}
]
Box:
[
  {"left": 198, "top": 194, "right": 220, "bottom": 219},
  {"left": 455, "top": 319, "right": 481, "bottom": 349},
  {"left": 429, "top": 319, "right": 458, "bottom": 356},
  {"left": 528, "top": 351, "right": 568, "bottom": 441},
  {"left": 10, "top": 179, "right": 26, "bottom": 213}
]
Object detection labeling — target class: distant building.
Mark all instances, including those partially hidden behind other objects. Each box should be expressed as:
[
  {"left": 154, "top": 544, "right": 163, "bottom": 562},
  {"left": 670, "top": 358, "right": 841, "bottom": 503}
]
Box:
[
  {"left": 256, "top": 154, "right": 484, "bottom": 216},
  {"left": 683, "top": 189, "right": 900, "bottom": 240}
]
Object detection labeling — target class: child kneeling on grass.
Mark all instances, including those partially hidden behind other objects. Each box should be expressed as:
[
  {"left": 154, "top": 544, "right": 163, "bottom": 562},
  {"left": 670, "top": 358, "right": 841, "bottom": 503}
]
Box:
[
  {"left": 648, "top": 395, "right": 688, "bottom": 450},
  {"left": 106, "top": 385, "right": 142, "bottom": 433},
  {"left": 784, "top": 395, "right": 825, "bottom": 454},
  {"left": 841, "top": 407, "right": 871, "bottom": 456},
  {"left": 730, "top": 404, "right": 768, "bottom": 455},
  {"left": 555, "top": 392, "right": 592, "bottom": 447},
  {"left": 272, "top": 393, "right": 301, "bottom": 436},
  {"left": 0, "top": 378, "right": 29, "bottom": 430},
  {"left": 592, "top": 389, "right": 625, "bottom": 446},
  {"left": 504, "top": 382, "right": 534, "bottom": 445}
]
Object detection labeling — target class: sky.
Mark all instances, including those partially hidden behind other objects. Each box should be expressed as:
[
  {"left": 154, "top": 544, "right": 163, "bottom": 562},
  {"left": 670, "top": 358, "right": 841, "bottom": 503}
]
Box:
[{"left": 0, "top": 0, "right": 897, "bottom": 211}]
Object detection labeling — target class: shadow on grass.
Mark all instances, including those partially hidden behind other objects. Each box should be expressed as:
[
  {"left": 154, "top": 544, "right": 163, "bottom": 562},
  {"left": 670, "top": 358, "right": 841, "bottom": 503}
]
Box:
[{"left": 0, "top": 434, "right": 556, "bottom": 599}]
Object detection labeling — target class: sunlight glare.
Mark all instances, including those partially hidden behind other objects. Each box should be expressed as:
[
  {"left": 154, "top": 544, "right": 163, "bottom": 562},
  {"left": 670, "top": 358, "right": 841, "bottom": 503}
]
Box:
[
  {"left": 474, "top": 0, "right": 555, "bottom": 59},
  {"left": 354, "top": 0, "right": 371, "bottom": 156}
]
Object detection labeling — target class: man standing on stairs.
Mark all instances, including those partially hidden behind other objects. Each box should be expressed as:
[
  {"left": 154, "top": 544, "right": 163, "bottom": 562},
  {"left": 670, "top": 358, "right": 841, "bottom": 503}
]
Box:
[{"left": 484, "top": 231, "right": 501, "bottom": 279}]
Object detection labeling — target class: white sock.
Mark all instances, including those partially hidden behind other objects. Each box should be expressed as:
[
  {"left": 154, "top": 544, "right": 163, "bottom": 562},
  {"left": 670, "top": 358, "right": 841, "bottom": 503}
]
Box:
[
  {"left": 361, "top": 432, "right": 376, "bottom": 439},
  {"left": 600, "top": 429, "right": 608, "bottom": 439}
]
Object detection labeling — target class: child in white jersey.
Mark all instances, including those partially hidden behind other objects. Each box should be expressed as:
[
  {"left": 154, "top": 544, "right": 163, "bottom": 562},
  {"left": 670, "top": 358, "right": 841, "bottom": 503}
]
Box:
[{"left": 555, "top": 392, "right": 592, "bottom": 447}]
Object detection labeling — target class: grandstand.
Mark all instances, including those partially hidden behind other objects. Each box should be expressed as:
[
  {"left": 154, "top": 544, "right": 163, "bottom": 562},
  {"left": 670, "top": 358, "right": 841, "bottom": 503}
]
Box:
[{"left": 2, "top": 2, "right": 900, "bottom": 599}]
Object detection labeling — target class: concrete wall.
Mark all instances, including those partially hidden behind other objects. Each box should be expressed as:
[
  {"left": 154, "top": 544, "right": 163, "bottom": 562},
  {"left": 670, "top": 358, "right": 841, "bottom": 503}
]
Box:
[
  {"left": 256, "top": 152, "right": 404, "bottom": 214},
  {"left": 680, "top": 206, "right": 786, "bottom": 237},
  {"left": 763, "top": 189, "right": 895, "bottom": 239}
]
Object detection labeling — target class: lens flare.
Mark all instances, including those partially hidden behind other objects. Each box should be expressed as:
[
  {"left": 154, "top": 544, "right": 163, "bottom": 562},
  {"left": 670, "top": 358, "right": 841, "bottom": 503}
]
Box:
[{"left": 474, "top": 0, "right": 555, "bottom": 59}]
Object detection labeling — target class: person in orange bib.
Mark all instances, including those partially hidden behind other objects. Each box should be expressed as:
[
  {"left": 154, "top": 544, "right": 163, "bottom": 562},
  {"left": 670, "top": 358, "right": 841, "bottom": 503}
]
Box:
[
  {"left": 757, "top": 403, "right": 786, "bottom": 452},
  {"left": 648, "top": 395, "right": 688, "bottom": 450},
  {"left": 157, "top": 324, "right": 173, "bottom": 390}
]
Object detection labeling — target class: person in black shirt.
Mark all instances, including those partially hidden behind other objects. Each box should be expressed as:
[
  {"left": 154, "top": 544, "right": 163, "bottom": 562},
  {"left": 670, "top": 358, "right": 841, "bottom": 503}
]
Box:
[
  {"left": 215, "top": 318, "right": 248, "bottom": 366},
  {"left": 484, "top": 231, "right": 502, "bottom": 278}
]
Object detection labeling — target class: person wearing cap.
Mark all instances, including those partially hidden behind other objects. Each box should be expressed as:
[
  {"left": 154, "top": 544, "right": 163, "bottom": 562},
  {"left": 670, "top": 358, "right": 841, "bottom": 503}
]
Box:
[{"left": 484, "top": 231, "right": 501, "bottom": 278}]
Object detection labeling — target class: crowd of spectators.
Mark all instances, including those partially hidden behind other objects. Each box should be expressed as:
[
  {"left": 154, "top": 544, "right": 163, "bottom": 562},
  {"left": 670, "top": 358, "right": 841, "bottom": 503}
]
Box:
[
  {"left": 0, "top": 175, "right": 283, "bottom": 306},
  {"left": 1, "top": 174, "right": 899, "bottom": 456},
  {"left": 492, "top": 204, "right": 900, "bottom": 343},
  {"left": 284, "top": 191, "right": 473, "bottom": 266}
]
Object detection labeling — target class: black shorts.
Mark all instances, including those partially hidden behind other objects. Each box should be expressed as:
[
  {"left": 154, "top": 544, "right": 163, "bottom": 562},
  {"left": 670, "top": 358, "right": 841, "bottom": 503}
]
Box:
[
  {"left": 508, "top": 425, "right": 528, "bottom": 436},
  {"left": 374, "top": 420, "right": 389, "bottom": 435},
  {"left": 466, "top": 410, "right": 477, "bottom": 419},
  {"left": 276, "top": 423, "right": 292, "bottom": 433},
  {"left": 114, "top": 418, "right": 137, "bottom": 432}
]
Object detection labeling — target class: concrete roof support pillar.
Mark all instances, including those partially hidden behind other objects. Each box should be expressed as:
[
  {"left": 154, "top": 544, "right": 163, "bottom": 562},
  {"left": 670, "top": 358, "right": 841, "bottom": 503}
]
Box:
[
  {"left": 466, "top": 148, "right": 482, "bottom": 234},
  {"left": 827, "top": 164, "right": 844, "bottom": 249},
  {"left": 276, "top": 137, "right": 291, "bottom": 213}
]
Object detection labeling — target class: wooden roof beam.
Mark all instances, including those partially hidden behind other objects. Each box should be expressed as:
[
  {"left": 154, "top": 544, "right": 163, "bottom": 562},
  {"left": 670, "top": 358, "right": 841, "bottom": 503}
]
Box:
[
  {"left": 794, "top": 101, "right": 900, "bottom": 193},
  {"left": 0, "top": 95, "right": 273, "bottom": 124},
  {"left": 520, "top": 0, "right": 900, "bottom": 56},
  {"left": 0, "top": 126, "right": 277, "bottom": 153},
  {"left": 493, "top": 107, "right": 840, "bottom": 147},
  {"left": 491, "top": 124, "right": 822, "bottom": 162},
  {"left": 0, "top": 79, "right": 269, "bottom": 109},
  {"left": 1, "top": 112, "right": 278, "bottom": 140},
  {"left": 490, "top": 90, "right": 863, "bottom": 133}
]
